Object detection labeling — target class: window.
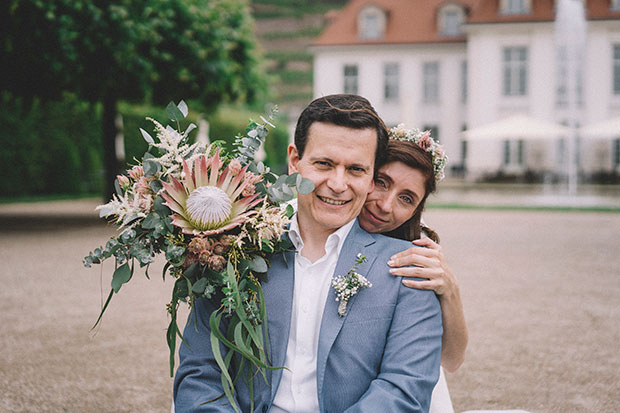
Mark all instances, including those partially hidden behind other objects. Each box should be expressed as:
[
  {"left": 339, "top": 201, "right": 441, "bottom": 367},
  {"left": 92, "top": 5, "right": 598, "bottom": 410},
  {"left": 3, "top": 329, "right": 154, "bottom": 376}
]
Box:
[
  {"left": 461, "top": 61, "right": 468, "bottom": 103},
  {"left": 422, "top": 125, "right": 440, "bottom": 143},
  {"left": 501, "top": 0, "right": 530, "bottom": 15},
  {"left": 614, "top": 138, "right": 620, "bottom": 168},
  {"left": 423, "top": 62, "right": 440, "bottom": 103},
  {"left": 358, "top": 6, "right": 386, "bottom": 40},
  {"left": 612, "top": 0, "right": 620, "bottom": 11},
  {"left": 343, "top": 65, "right": 358, "bottom": 94},
  {"left": 384, "top": 63, "right": 400, "bottom": 102},
  {"left": 503, "top": 140, "right": 525, "bottom": 166},
  {"left": 503, "top": 47, "right": 528, "bottom": 96},
  {"left": 363, "top": 14, "right": 380, "bottom": 39},
  {"left": 443, "top": 11, "right": 460, "bottom": 35},
  {"left": 439, "top": 4, "right": 465, "bottom": 36},
  {"left": 614, "top": 45, "right": 620, "bottom": 95}
]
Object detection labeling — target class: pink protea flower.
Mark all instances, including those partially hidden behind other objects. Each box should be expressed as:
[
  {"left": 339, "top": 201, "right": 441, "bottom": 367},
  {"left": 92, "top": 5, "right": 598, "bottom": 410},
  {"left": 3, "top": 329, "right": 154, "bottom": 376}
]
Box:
[{"left": 161, "top": 152, "right": 263, "bottom": 236}]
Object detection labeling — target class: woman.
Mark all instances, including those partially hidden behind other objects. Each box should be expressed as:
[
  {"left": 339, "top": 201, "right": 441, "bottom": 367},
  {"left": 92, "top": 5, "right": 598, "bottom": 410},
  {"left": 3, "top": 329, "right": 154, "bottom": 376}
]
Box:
[{"left": 359, "top": 125, "right": 468, "bottom": 412}]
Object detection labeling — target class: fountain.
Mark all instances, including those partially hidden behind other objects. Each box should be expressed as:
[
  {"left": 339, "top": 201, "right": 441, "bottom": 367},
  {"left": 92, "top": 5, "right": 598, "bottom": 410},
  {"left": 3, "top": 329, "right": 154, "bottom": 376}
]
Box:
[{"left": 554, "top": 0, "right": 587, "bottom": 196}]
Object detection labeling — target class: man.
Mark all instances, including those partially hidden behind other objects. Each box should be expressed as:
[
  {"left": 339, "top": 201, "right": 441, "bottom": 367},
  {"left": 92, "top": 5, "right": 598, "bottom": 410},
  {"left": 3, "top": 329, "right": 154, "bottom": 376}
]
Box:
[{"left": 174, "top": 94, "right": 442, "bottom": 412}]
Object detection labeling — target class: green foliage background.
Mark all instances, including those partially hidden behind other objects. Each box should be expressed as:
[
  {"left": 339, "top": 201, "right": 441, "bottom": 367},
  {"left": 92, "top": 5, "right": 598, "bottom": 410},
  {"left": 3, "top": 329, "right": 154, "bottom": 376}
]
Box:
[{"left": 0, "top": 94, "right": 289, "bottom": 198}]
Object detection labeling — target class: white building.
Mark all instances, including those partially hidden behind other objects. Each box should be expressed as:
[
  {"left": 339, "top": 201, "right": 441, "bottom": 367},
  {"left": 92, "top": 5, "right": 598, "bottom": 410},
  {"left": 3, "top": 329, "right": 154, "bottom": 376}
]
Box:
[{"left": 311, "top": 0, "right": 620, "bottom": 181}]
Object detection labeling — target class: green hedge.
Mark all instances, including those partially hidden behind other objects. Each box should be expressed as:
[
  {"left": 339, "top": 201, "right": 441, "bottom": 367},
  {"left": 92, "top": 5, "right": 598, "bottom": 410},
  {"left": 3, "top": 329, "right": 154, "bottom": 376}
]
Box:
[
  {"left": 207, "top": 105, "right": 290, "bottom": 174},
  {"left": 0, "top": 93, "right": 103, "bottom": 197},
  {"left": 0, "top": 95, "right": 290, "bottom": 198}
]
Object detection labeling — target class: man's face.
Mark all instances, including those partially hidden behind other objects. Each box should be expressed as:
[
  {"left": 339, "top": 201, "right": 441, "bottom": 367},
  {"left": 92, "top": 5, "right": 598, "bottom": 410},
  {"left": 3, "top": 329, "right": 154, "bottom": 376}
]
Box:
[{"left": 288, "top": 121, "right": 377, "bottom": 237}]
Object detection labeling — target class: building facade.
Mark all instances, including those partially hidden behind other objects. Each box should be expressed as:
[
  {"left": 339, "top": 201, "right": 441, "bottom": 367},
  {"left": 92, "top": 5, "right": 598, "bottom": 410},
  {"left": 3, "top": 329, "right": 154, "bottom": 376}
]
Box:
[{"left": 311, "top": 0, "right": 620, "bottom": 181}]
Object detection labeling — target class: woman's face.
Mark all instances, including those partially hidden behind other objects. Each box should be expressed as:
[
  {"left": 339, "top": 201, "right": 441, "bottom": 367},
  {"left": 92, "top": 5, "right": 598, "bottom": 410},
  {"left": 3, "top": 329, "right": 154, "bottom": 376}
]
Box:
[{"left": 358, "top": 161, "right": 427, "bottom": 234}]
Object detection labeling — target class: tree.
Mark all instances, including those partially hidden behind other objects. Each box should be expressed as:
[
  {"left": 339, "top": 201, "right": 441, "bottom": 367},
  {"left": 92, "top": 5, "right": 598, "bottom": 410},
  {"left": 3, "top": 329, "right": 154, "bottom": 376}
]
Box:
[{"left": 2, "top": 0, "right": 266, "bottom": 199}]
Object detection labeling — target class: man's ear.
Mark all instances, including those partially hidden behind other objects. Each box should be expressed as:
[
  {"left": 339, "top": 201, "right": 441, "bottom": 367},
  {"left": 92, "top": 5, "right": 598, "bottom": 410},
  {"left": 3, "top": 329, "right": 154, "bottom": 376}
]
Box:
[{"left": 288, "top": 144, "right": 300, "bottom": 174}]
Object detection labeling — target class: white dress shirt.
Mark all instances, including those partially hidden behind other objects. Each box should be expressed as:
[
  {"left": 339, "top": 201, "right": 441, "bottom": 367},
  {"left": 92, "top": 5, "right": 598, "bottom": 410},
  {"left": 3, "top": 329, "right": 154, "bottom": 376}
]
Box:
[{"left": 270, "top": 215, "right": 355, "bottom": 413}]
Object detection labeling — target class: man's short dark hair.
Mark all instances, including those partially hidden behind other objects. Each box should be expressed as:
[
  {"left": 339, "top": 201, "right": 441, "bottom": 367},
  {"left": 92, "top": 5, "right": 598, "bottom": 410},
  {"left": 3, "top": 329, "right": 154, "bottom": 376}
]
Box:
[{"left": 294, "top": 94, "right": 388, "bottom": 169}]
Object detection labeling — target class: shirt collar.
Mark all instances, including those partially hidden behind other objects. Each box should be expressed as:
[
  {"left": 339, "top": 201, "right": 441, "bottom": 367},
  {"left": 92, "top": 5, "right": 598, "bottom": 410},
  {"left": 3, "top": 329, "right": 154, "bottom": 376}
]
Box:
[{"left": 288, "top": 214, "right": 356, "bottom": 257}]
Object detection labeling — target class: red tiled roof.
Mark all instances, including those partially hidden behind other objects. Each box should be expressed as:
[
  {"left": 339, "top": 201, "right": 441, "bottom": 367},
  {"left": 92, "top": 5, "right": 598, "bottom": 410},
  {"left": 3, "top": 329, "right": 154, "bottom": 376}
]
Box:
[
  {"left": 468, "top": 0, "right": 620, "bottom": 23},
  {"left": 313, "top": 0, "right": 620, "bottom": 47},
  {"left": 313, "top": 0, "right": 479, "bottom": 46}
]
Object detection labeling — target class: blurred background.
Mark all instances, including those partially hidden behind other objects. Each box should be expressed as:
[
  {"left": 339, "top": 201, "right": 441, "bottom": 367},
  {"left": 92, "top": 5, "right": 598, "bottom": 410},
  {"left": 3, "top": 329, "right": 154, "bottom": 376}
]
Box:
[{"left": 1, "top": 0, "right": 619, "bottom": 412}]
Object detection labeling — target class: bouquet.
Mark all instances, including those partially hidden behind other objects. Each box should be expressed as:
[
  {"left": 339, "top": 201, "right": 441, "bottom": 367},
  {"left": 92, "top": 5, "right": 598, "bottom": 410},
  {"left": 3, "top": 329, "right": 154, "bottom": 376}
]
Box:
[{"left": 83, "top": 101, "right": 312, "bottom": 408}]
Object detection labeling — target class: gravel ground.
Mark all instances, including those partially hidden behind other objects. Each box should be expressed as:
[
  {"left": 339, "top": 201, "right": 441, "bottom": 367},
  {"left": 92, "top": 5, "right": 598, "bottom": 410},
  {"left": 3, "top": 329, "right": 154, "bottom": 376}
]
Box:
[{"left": 1, "top": 200, "right": 619, "bottom": 412}]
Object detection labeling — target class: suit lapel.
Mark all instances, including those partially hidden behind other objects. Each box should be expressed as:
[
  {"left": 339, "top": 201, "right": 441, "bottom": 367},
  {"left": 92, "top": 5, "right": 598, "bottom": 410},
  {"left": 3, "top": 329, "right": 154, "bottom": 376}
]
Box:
[
  {"left": 262, "top": 249, "right": 295, "bottom": 401},
  {"left": 316, "top": 221, "right": 377, "bottom": 409}
]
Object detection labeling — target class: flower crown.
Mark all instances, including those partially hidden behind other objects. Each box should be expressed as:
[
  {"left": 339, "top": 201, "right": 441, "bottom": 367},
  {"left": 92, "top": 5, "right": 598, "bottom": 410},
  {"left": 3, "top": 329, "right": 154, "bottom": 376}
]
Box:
[{"left": 388, "top": 124, "right": 448, "bottom": 183}]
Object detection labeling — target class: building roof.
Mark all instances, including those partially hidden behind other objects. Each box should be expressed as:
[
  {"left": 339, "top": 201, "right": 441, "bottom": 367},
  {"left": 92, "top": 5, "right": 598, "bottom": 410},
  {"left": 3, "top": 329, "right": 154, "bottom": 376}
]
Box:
[
  {"left": 313, "top": 0, "right": 620, "bottom": 47},
  {"left": 313, "top": 0, "right": 479, "bottom": 46}
]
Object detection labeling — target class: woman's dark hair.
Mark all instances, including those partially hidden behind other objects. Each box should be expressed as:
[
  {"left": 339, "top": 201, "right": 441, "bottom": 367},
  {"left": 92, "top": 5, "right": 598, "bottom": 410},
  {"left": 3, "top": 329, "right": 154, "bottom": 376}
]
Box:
[
  {"left": 294, "top": 94, "right": 388, "bottom": 168},
  {"left": 381, "top": 139, "right": 440, "bottom": 243}
]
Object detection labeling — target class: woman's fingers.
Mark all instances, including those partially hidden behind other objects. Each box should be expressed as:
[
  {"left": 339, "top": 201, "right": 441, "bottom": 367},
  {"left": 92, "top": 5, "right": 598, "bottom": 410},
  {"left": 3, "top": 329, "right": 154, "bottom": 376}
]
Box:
[
  {"left": 388, "top": 246, "right": 438, "bottom": 268},
  {"left": 389, "top": 266, "right": 442, "bottom": 279},
  {"left": 412, "top": 237, "right": 438, "bottom": 249},
  {"left": 401, "top": 279, "right": 440, "bottom": 291}
]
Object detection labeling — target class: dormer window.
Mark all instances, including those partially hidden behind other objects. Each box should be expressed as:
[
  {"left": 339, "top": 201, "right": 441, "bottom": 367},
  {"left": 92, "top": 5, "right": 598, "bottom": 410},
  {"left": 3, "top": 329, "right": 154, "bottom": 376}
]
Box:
[
  {"left": 438, "top": 4, "right": 466, "bottom": 36},
  {"left": 500, "top": 0, "right": 531, "bottom": 15},
  {"left": 358, "top": 5, "right": 387, "bottom": 40}
]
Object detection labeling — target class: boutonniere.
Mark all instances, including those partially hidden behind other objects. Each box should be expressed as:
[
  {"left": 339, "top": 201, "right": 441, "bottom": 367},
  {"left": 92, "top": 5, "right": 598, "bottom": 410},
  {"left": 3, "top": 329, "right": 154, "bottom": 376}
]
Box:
[{"left": 331, "top": 253, "right": 372, "bottom": 317}]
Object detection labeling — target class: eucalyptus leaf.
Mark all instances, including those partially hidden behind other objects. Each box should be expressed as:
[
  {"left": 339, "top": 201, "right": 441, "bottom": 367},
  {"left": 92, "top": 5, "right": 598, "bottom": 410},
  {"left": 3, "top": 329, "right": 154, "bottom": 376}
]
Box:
[
  {"left": 143, "top": 159, "right": 161, "bottom": 177},
  {"left": 98, "top": 205, "right": 115, "bottom": 218},
  {"left": 297, "top": 178, "right": 315, "bottom": 194},
  {"left": 249, "top": 256, "right": 268, "bottom": 273},
  {"left": 183, "top": 123, "right": 197, "bottom": 138},
  {"left": 153, "top": 196, "right": 171, "bottom": 216},
  {"left": 114, "top": 179, "right": 123, "bottom": 196},
  {"left": 177, "top": 100, "right": 189, "bottom": 118},
  {"left": 142, "top": 213, "right": 161, "bottom": 229},
  {"left": 285, "top": 204, "right": 295, "bottom": 219},
  {"left": 111, "top": 262, "right": 132, "bottom": 293},
  {"left": 183, "top": 262, "right": 201, "bottom": 282},
  {"left": 166, "top": 101, "right": 184, "bottom": 121},
  {"left": 149, "top": 179, "right": 163, "bottom": 193},
  {"left": 192, "top": 277, "right": 209, "bottom": 294},
  {"left": 140, "top": 128, "right": 155, "bottom": 145},
  {"left": 285, "top": 173, "right": 298, "bottom": 186}
]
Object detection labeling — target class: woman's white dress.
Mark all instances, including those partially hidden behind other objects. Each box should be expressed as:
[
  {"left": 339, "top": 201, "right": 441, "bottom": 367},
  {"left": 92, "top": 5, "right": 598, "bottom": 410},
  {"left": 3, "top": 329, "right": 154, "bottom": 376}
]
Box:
[{"left": 430, "top": 367, "right": 454, "bottom": 413}]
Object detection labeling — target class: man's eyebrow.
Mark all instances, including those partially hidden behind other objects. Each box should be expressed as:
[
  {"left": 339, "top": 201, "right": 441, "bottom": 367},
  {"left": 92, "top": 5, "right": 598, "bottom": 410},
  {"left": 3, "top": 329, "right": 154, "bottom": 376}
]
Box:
[
  {"left": 308, "top": 155, "right": 333, "bottom": 163},
  {"left": 349, "top": 161, "right": 373, "bottom": 171}
]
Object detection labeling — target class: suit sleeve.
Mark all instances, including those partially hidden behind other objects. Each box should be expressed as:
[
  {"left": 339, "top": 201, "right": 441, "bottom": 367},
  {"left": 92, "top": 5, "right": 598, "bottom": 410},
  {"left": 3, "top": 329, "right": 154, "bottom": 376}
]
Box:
[
  {"left": 173, "top": 296, "right": 239, "bottom": 413},
  {"left": 344, "top": 274, "right": 443, "bottom": 412}
]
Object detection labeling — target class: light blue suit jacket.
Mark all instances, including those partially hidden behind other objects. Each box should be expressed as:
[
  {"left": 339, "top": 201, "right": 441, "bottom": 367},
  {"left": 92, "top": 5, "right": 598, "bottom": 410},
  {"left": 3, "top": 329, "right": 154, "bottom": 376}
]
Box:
[{"left": 174, "top": 220, "right": 442, "bottom": 412}]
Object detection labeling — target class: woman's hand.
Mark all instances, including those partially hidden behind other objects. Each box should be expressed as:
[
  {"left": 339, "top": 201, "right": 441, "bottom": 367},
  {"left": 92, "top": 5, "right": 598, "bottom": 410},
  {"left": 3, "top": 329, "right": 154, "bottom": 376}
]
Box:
[{"left": 387, "top": 237, "right": 457, "bottom": 297}]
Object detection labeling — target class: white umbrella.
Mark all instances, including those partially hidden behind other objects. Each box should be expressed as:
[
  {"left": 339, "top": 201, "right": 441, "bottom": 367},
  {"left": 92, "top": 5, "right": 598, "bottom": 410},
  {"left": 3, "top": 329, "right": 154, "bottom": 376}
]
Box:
[
  {"left": 462, "top": 115, "right": 571, "bottom": 140},
  {"left": 580, "top": 116, "right": 620, "bottom": 139}
]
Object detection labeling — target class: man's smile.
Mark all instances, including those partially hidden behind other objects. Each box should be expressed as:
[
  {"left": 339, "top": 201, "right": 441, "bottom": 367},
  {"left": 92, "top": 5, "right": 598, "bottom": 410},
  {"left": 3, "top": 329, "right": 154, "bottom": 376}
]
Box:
[{"left": 317, "top": 195, "right": 349, "bottom": 206}]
